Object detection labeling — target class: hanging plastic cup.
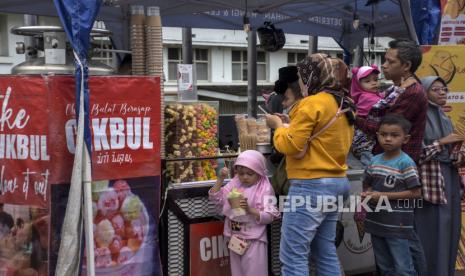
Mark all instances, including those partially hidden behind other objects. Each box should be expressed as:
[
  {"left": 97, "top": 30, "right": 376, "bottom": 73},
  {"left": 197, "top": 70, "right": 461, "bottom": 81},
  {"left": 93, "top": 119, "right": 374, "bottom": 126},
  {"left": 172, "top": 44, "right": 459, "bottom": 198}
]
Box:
[
  {"left": 131, "top": 5, "right": 145, "bottom": 15},
  {"left": 147, "top": 6, "right": 160, "bottom": 16}
]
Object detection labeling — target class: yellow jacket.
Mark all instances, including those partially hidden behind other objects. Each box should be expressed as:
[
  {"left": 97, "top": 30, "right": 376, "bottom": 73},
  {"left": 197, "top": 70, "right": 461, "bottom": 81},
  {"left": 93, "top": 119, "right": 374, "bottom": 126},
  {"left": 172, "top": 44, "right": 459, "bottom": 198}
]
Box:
[{"left": 273, "top": 92, "right": 354, "bottom": 179}]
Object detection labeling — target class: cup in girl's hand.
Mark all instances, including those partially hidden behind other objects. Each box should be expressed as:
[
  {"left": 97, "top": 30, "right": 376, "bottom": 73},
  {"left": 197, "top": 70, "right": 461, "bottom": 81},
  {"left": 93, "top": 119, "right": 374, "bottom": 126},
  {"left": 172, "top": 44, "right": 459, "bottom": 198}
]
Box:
[
  {"left": 228, "top": 196, "right": 243, "bottom": 209},
  {"left": 228, "top": 188, "right": 246, "bottom": 217}
]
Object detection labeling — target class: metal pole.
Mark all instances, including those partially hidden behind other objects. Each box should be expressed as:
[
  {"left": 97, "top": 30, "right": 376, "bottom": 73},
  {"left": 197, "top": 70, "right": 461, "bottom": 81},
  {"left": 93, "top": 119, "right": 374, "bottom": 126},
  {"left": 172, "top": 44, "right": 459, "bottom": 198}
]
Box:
[
  {"left": 308, "top": 35, "right": 318, "bottom": 55},
  {"left": 23, "top": 15, "right": 37, "bottom": 61},
  {"left": 182, "top": 27, "right": 193, "bottom": 64},
  {"left": 353, "top": 44, "right": 363, "bottom": 67},
  {"left": 82, "top": 147, "right": 95, "bottom": 276},
  {"left": 247, "top": 29, "right": 257, "bottom": 118},
  {"left": 341, "top": 20, "right": 352, "bottom": 66}
]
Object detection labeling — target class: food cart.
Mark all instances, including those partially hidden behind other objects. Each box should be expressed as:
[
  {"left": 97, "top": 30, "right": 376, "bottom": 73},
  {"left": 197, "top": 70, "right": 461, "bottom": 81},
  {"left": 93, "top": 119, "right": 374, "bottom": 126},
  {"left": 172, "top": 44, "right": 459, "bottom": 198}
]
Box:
[{"left": 0, "top": 1, "right": 419, "bottom": 275}]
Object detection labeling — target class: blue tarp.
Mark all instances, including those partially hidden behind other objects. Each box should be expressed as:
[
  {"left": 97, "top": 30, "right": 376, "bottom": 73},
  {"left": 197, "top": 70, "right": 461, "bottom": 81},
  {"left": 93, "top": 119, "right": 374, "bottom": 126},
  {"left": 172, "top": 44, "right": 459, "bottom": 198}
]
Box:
[
  {"left": 0, "top": 0, "right": 416, "bottom": 51},
  {"left": 410, "top": 0, "right": 441, "bottom": 45},
  {"left": 54, "top": 0, "right": 101, "bottom": 154}
]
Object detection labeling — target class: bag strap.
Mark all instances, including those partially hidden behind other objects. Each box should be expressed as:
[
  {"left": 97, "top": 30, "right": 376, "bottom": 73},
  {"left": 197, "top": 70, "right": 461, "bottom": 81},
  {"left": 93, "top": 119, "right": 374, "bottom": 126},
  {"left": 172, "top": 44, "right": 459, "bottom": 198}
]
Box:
[{"left": 307, "top": 96, "right": 351, "bottom": 141}]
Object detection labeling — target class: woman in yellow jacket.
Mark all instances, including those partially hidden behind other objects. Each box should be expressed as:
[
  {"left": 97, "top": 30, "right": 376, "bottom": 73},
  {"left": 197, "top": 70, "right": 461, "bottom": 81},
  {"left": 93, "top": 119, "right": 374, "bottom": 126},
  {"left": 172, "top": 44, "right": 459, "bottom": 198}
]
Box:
[{"left": 266, "top": 53, "right": 355, "bottom": 276}]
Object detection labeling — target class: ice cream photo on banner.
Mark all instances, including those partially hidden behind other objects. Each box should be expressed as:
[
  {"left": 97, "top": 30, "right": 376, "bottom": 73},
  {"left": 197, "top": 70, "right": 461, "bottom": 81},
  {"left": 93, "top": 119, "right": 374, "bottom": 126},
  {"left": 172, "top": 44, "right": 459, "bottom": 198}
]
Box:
[{"left": 86, "top": 179, "right": 155, "bottom": 275}]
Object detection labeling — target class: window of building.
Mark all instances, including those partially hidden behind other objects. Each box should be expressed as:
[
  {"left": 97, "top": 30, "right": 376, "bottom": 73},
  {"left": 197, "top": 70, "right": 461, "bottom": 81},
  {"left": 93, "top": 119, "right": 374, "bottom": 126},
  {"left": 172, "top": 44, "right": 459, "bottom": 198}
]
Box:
[
  {"left": 287, "top": 52, "right": 307, "bottom": 65},
  {"left": 380, "top": 54, "right": 386, "bottom": 66},
  {"left": 232, "top": 50, "right": 267, "bottom": 81},
  {"left": 167, "top": 48, "right": 181, "bottom": 81},
  {"left": 0, "top": 14, "right": 8, "bottom": 56},
  {"left": 167, "top": 47, "right": 209, "bottom": 81},
  {"left": 195, "top": 49, "right": 208, "bottom": 81}
]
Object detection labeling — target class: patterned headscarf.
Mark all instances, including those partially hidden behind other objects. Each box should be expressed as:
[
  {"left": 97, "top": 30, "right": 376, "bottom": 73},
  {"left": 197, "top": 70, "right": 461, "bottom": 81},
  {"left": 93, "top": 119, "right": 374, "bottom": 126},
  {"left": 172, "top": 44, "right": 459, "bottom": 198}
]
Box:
[
  {"left": 296, "top": 53, "right": 355, "bottom": 125},
  {"left": 297, "top": 53, "right": 349, "bottom": 96}
]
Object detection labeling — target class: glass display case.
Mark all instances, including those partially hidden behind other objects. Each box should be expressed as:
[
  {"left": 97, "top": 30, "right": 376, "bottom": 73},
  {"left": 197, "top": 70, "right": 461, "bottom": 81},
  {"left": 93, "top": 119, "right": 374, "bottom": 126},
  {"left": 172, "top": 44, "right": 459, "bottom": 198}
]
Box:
[{"left": 164, "top": 101, "right": 219, "bottom": 183}]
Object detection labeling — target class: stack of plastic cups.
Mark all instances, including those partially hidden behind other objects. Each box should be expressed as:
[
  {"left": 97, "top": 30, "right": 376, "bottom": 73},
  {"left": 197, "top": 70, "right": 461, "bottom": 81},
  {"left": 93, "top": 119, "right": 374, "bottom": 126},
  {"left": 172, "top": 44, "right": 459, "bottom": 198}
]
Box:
[
  {"left": 130, "top": 5, "right": 146, "bottom": 75},
  {"left": 145, "top": 6, "right": 163, "bottom": 75},
  {"left": 145, "top": 6, "right": 165, "bottom": 157}
]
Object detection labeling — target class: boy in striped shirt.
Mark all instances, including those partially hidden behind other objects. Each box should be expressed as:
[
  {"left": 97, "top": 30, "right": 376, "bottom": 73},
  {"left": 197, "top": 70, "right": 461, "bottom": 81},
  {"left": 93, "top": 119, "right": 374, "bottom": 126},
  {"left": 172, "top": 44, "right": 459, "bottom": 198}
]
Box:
[{"left": 362, "top": 114, "right": 423, "bottom": 275}]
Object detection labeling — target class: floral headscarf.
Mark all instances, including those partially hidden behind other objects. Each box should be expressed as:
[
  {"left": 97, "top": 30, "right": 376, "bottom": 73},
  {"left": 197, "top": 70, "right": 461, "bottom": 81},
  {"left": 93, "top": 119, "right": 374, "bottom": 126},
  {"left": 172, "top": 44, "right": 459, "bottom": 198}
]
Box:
[
  {"left": 297, "top": 53, "right": 350, "bottom": 96},
  {"left": 296, "top": 53, "right": 355, "bottom": 125}
]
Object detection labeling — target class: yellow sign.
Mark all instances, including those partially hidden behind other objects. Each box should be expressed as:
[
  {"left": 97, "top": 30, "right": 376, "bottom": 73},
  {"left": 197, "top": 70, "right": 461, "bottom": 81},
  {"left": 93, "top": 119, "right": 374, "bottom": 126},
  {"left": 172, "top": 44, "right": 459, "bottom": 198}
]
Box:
[
  {"left": 440, "top": 0, "right": 465, "bottom": 44},
  {"left": 417, "top": 45, "right": 465, "bottom": 132}
]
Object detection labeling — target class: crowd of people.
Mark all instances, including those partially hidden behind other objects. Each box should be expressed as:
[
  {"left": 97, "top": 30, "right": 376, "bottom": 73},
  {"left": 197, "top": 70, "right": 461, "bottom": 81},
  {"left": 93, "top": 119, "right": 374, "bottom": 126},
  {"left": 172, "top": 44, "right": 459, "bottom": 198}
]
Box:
[{"left": 208, "top": 38, "right": 464, "bottom": 276}]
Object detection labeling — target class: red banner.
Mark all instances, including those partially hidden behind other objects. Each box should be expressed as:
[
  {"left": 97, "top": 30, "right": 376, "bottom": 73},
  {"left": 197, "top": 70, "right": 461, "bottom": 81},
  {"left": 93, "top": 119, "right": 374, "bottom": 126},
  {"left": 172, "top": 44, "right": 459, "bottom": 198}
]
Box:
[
  {"left": 48, "top": 76, "right": 161, "bottom": 182},
  {"left": 190, "top": 221, "right": 231, "bottom": 276},
  {"left": 0, "top": 75, "right": 161, "bottom": 207},
  {"left": 0, "top": 76, "right": 51, "bottom": 207}
]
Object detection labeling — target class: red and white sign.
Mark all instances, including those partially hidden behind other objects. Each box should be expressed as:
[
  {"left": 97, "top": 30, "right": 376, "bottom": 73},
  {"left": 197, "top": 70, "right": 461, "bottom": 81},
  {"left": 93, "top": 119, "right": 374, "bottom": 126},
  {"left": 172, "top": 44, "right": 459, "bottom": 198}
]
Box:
[
  {"left": 190, "top": 221, "right": 231, "bottom": 276},
  {"left": 0, "top": 76, "right": 50, "bottom": 207},
  {"left": 0, "top": 75, "right": 161, "bottom": 207},
  {"left": 48, "top": 76, "right": 161, "bottom": 182}
]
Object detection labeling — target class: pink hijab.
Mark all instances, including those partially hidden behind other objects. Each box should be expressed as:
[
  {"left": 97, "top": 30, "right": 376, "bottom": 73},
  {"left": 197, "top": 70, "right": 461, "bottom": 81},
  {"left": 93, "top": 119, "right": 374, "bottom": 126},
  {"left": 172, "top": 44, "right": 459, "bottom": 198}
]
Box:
[
  {"left": 224, "top": 150, "right": 273, "bottom": 211},
  {"left": 350, "top": 64, "right": 380, "bottom": 104},
  {"left": 350, "top": 65, "right": 383, "bottom": 116}
]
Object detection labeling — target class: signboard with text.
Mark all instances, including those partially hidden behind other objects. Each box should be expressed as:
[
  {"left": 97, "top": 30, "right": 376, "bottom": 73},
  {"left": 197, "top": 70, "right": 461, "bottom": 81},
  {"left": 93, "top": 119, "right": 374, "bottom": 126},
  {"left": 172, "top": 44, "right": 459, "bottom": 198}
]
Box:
[
  {"left": 0, "top": 75, "right": 161, "bottom": 207},
  {"left": 48, "top": 76, "right": 161, "bottom": 183},
  {"left": 189, "top": 221, "right": 231, "bottom": 276},
  {"left": 0, "top": 76, "right": 51, "bottom": 207},
  {"left": 417, "top": 45, "right": 465, "bottom": 130},
  {"left": 0, "top": 75, "right": 162, "bottom": 276},
  {"left": 439, "top": 0, "right": 465, "bottom": 44}
]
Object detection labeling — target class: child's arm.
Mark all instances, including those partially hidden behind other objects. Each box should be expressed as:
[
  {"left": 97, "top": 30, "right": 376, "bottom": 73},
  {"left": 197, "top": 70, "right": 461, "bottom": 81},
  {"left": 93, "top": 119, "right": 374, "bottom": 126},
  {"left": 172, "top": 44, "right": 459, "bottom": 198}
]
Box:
[
  {"left": 360, "top": 164, "right": 373, "bottom": 198},
  {"left": 240, "top": 188, "right": 280, "bottom": 224},
  {"left": 365, "top": 162, "right": 422, "bottom": 202},
  {"left": 361, "top": 168, "right": 374, "bottom": 197},
  {"left": 210, "top": 167, "right": 228, "bottom": 193},
  {"left": 363, "top": 187, "right": 421, "bottom": 202},
  {"left": 209, "top": 167, "right": 230, "bottom": 206},
  {"left": 360, "top": 186, "right": 373, "bottom": 199},
  {"left": 246, "top": 205, "right": 261, "bottom": 221},
  {"left": 362, "top": 182, "right": 373, "bottom": 192},
  {"left": 239, "top": 198, "right": 261, "bottom": 221}
]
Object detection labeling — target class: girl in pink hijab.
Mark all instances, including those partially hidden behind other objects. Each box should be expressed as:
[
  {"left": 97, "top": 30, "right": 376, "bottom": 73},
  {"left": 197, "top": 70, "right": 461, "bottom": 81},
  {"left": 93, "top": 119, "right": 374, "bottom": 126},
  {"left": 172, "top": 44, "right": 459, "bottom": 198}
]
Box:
[
  {"left": 209, "top": 150, "right": 279, "bottom": 276},
  {"left": 350, "top": 65, "right": 384, "bottom": 166}
]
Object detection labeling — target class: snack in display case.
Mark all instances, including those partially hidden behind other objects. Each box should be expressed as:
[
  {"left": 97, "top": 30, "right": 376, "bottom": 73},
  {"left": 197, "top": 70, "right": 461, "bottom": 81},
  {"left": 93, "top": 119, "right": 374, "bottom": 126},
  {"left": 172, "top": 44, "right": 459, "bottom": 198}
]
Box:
[
  {"left": 235, "top": 115, "right": 270, "bottom": 150},
  {"left": 256, "top": 116, "right": 270, "bottom": 143},
  {"left": 164, "top": 102, "right": 219, "bottom": 183}
]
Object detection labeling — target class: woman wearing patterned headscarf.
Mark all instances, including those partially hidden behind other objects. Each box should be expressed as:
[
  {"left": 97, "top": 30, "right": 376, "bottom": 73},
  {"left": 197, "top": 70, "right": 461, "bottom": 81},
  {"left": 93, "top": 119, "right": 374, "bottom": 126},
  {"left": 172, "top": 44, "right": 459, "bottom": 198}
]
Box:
[{"left": 266, "top": 53, "right": 355, "bottom": 276}]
